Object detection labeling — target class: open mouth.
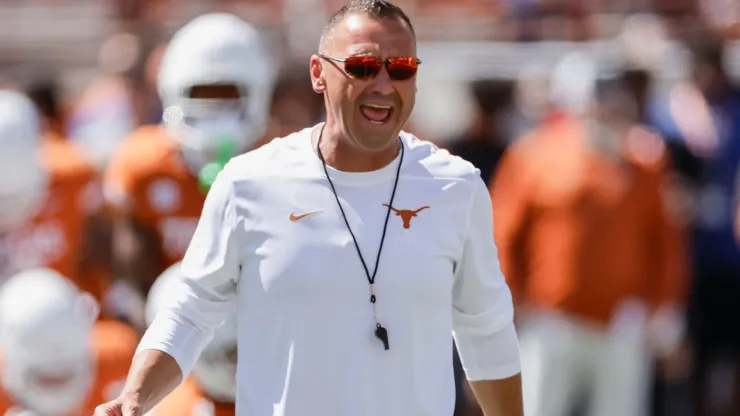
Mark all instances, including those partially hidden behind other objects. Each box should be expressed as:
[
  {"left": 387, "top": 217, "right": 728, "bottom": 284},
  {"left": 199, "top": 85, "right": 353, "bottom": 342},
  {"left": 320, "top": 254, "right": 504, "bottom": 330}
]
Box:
[{"left": 360, "top": 103, "right": 394, "bottom": 125}]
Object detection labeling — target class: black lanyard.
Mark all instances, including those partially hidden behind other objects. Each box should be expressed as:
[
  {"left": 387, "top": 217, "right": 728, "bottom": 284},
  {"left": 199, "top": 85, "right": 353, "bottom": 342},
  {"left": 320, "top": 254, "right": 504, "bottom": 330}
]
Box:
[{"left": 316, "top": 125, "right": 404, "bottom": 350}]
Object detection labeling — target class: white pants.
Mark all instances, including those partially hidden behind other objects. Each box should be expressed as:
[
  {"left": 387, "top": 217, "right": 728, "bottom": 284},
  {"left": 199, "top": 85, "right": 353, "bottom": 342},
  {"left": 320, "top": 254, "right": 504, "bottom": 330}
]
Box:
[{"left": 520, "top": 310, "right": 651, "bottom": 416}]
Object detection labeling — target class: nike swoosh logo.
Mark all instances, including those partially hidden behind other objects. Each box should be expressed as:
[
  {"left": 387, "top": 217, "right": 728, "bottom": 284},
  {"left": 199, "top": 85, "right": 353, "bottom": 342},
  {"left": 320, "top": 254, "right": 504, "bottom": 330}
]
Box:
[{"left": 290, "top": 210, "right": 324, "bottom": 222}]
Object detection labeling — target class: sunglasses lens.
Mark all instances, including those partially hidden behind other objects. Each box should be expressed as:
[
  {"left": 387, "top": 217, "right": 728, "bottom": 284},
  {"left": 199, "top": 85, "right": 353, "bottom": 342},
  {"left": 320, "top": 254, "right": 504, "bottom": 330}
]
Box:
[
  {"left": 387, "top": 57, "right": 419, "bottom": 81},
  {"left": 344, "top": 56, "right": 382, "bottom": 79}
]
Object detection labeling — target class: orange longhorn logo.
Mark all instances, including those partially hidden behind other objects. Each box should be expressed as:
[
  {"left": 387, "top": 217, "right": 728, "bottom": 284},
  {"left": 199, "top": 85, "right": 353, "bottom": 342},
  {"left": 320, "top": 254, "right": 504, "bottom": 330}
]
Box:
[{"left": 383, "top": 204, "right": 429, "bottom": 229}]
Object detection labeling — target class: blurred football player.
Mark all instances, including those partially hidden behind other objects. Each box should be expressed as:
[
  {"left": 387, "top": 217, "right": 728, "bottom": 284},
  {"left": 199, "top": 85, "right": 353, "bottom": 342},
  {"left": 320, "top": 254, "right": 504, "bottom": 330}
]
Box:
[
  {"left": 145, "top": 262, "right": 237, "bottom": 415},
  {"left": 491, "top": 52, "right": 688, "bottom": 416},
  {"left": 27, "top": 77, "right": 115, "bottom": 303},
  {"left": 0, "top": 90, "right": 49, "bottom": 272},
  {"left": 0, "top": 90, "right": 109, "bottom": 302},
  {"left": 104, "top": 13, "right": 276, "bottom": 311},
  {"left": 0, "top": 268, "right": 139, "bottom": 415}
]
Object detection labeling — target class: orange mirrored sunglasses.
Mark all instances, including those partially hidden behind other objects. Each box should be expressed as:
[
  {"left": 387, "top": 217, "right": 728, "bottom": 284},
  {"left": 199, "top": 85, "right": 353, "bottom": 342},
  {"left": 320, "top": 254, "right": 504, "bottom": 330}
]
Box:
[{"left": 320, "top": 55, "right": 421, "bottom": 81}]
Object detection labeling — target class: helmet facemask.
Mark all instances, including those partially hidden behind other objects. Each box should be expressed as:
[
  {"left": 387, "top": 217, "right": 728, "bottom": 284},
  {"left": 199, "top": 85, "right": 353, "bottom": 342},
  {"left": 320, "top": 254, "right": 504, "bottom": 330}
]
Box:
[
  {"left": 163, "top": 85, "right": 251, "bottom": 191},
  {"left": 4, "top": 350, "right": 95, "bottom": 416}
]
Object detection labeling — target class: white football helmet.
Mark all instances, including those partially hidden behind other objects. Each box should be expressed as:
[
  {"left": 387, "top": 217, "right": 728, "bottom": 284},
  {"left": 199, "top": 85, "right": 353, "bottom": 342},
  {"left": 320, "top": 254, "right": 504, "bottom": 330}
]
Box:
[
  {"left": 0, "top": 268, "right": 99, "bottom": 415},
  {"left": 158, "top": 13, "right": 276, "bottom": 175},
  {"left": 549, "top": 51, "right": 598, "bottom": 116},
  {"left": 147, "top": 262, "right": 238, "bottom": 403},
  {"left": 0, "top": 91, "right": 49, "bottom": 233}
]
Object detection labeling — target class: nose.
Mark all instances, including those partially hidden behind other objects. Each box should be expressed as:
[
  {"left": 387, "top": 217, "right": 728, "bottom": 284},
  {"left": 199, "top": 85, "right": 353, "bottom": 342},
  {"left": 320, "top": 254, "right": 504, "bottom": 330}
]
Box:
[{"left": 370, "top": 65, "right": 395, "bottom": 95}]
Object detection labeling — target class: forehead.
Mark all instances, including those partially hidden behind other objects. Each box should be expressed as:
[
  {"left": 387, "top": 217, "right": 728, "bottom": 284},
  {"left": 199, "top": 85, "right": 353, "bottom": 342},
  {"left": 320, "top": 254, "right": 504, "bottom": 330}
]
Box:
[{"left": 329, "top": 13, "right": 415, "bottom": 57}]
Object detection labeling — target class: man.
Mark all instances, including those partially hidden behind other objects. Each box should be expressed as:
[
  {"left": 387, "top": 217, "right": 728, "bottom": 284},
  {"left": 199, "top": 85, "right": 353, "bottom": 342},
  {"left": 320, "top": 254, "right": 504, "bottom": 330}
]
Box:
[
  {"left": 95, "top": 1, "right": 523, "bottom": 415},
  {"left": 0, "top": 90, "right": 109, "bottom": 301},
  {"left": 145, "top": 262, "right": 236, "bottom": 415},
  {"left": 491, "top": 53, "right": 687, "bottom": 416},
  {"left": 104, "top": 12, "right": 276, "bottom": 302},
  {"left": 0, "top": 268, "right": 139, "bottom": 415}
]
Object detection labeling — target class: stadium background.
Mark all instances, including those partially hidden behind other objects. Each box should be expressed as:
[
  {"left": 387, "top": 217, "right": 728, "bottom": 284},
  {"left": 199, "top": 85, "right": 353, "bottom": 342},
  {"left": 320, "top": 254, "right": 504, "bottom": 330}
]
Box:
[{"left": 1, "top": 0, "right": 740, "bottom": 415}]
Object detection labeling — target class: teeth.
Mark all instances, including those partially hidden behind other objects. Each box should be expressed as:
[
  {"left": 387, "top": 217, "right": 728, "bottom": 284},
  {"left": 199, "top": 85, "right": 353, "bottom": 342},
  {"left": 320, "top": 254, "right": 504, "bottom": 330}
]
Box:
[{"left": 364, "top": 104, "right": 392, "bottom": 110}]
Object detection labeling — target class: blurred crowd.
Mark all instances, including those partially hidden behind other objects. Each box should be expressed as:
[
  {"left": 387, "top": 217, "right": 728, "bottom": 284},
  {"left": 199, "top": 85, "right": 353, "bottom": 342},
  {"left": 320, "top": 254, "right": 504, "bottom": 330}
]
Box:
[{"left": 0, "top": 0, "right": 740, "bottom": 415}]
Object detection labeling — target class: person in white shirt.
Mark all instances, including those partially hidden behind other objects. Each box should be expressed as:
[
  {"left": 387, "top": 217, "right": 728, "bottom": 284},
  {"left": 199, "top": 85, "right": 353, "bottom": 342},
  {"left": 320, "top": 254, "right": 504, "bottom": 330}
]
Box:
[{"left": 95, "top": 1, "right": 523, "bottom": 415}]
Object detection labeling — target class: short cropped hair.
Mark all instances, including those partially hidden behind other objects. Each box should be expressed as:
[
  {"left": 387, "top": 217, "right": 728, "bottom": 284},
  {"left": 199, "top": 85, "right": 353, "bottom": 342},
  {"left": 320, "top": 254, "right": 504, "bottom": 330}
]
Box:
[{"left": 319, "top": 0, "right": 415, "bottom": 51}]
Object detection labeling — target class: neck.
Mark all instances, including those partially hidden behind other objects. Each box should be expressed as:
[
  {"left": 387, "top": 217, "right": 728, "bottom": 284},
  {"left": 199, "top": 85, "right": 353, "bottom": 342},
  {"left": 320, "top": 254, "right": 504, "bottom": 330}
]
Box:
[{"left": 314, "top": 122, "right": 400, "bottom": 172}]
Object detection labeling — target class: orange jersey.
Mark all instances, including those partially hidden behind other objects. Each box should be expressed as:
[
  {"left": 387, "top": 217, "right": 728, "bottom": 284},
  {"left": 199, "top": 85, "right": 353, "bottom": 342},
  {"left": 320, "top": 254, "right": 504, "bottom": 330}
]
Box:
[
  {"left": 153, "top": 377, "right": 235, "bottom": 416},
  {"left": 490, "top": 116, "right": 687, "bottom": 324},
  {"left": 104, "top": 125, "right": 206, "bottom": 276},
  {"left": 81, "top": 320, "right": 139, "bottom": 411},
  {"left": 0, "top": 319, "right": 138, "bottom": 415},
  {"left": 5, "top": 137, "right": 106, "bottom": 299}
]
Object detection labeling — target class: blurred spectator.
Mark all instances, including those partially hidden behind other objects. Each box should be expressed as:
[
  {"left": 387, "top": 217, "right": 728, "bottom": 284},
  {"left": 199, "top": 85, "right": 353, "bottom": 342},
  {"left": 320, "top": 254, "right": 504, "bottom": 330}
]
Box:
[
  {"left": 507, "top": 0, "right": 595, "bottom": 41},
  {"left": 490, "top": 52, "right": 688, "bottom": 416},
  {"left": 667, "top": 32, "right": 740, "bottom": 416},
  {"left": 447, "top": 79, "right": 514, "bottom": 186},
  {"left": 508, "top": 0, "right": 542, "bottom": 41},
  {"left": 616, "top": 18, "right": 700, "bottom": 412},
  {"left": 618, "top": 65, "right": 697, "bottom": 416}
]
